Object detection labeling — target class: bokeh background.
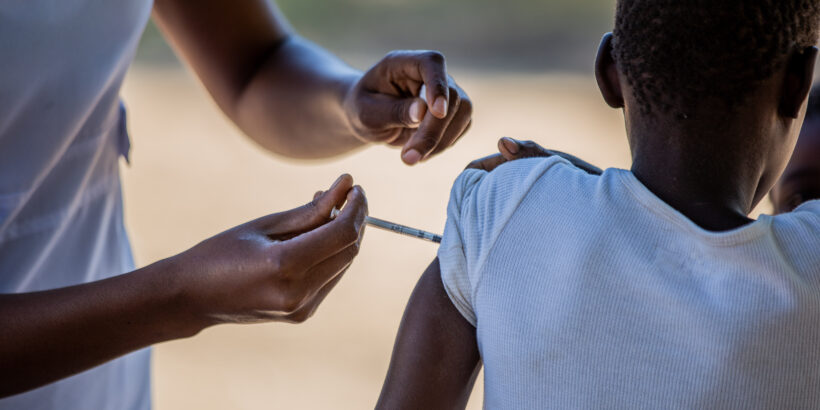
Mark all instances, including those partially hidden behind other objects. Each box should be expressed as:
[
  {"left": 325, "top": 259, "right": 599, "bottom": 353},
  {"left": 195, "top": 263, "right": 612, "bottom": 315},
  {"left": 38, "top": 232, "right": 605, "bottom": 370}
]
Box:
[{"left": 122, "top": 1, "right": 770, "bottom": 408}]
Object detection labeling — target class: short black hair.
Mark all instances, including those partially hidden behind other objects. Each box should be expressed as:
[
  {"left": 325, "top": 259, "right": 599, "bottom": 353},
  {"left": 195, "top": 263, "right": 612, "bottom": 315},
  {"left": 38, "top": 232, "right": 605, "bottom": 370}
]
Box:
[
  {"left": 613, "top": 1, "right": 820, "bottom": 118},
  {"left": 807, "top": 84, "right": 820, "bottom": 120}
]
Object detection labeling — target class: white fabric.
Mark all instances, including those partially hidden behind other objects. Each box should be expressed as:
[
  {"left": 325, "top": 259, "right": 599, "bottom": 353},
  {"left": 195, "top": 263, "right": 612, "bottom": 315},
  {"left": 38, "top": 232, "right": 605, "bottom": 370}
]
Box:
[
  {"left": 439, "top": 156, "right": 820, "bottom": 409},
  {"left": 0, "top": 1, "right": 153, "bottom": 409}
]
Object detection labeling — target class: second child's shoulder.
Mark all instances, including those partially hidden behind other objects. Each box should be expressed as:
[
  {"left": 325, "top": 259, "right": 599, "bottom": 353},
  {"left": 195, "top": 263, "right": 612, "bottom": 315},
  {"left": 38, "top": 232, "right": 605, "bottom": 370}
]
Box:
[
  {"left": 771, "top": 199, "right": 820, "bottom": 239},
  {"left": 770, "top": 200, "right": 820, "bottom": 275}
]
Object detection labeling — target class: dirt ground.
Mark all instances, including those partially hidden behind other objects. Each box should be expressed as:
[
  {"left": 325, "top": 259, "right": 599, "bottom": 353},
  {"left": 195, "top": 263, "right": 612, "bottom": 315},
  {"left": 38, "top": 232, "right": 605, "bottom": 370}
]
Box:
[{"left": 119, "top": 66, "right": 769, "bottom": 409}]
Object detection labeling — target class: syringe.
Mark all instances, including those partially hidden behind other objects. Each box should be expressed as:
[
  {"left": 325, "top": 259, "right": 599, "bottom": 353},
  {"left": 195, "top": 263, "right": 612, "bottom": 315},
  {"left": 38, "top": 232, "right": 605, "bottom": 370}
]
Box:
[{"left": 330, "top": 207, "right": 442, "bottom": 244}]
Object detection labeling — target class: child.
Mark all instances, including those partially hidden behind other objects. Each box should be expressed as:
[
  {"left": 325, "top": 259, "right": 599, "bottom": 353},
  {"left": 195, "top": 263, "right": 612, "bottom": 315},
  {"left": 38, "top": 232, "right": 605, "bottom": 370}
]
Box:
[
  {"left": 378, "top": 1, "right": 820, "bottom": 409},
  {"left": 771, "top": 86, "right": 820, "bottom": 214}
]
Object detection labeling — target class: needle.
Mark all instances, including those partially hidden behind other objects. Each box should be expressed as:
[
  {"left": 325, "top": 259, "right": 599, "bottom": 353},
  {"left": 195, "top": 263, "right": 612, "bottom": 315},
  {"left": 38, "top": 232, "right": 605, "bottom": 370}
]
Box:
[{"left": 330, "top": 207, "right": 442, "bottom": 244}]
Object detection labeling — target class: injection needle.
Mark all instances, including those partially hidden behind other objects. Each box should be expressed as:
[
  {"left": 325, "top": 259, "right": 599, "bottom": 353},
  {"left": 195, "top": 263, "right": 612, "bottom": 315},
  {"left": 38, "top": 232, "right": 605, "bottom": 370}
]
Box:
[{"left": 330, "top": 208, "right": 442, "bottom": 244}]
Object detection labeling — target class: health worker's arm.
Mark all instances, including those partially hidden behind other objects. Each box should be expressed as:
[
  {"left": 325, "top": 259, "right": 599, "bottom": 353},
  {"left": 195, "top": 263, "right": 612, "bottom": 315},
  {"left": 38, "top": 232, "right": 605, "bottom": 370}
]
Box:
[
  {"left": 152, "top": 0, "right": 472, "bottom": 165},
  {"left": 377, "top": 258, "right": 481, "bottom": 409},
  {"left": 0, "top": 176, "right": 366, "bottom": 398}
]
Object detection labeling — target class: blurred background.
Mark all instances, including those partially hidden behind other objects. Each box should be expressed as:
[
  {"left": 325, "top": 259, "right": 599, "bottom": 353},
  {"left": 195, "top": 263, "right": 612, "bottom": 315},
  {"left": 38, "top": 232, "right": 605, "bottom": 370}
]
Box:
[
  {"left": 136, "top": 0, "right": 615, "bottom": 70},
  {"left": 122, "top": 1, "right": 770, "bottom": 409}
]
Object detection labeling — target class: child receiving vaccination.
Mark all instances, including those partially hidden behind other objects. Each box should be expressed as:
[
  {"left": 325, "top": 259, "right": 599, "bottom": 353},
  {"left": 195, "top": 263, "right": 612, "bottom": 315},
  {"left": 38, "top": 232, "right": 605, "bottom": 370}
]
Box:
[
  {"left": 771, "top": 85, "right": 820, "bottom": 214},
  {"left": 377, "top": 1, "right": 820, "bottom": 409}
]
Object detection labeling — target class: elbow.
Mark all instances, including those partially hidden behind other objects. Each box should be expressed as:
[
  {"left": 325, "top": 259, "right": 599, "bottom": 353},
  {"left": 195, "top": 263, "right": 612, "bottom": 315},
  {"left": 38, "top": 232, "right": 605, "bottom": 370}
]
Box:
[
  {"left": 225, "top": 34, "right": 296, "bottom": 120},
  {"left": 236, "top": 33, "right": 294, "bottom": 108},
  {"left": 236, "top": 122, "right": 359, "bottom": 161}
]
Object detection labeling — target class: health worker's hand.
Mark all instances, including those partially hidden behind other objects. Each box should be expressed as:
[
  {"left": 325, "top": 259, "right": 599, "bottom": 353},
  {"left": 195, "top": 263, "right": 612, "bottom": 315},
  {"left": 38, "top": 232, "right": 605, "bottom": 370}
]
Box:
[
  {"left": 344, "top": 50, "right": 473, "bottom": 166},
  {"left": 466, "top": 137, "right": 603, "bottom": 175},
  {"left": 168, "top": 174, "right": 367, "bottom": 332}
]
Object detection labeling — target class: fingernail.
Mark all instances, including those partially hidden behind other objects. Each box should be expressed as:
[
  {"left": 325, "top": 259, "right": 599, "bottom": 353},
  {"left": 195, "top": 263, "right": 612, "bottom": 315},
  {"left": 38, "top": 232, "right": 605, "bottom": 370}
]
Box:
[
  {"left": 409, "top": 101, "right": 422, "bottom": 123},
  {"left": 501, "top": 137, "right": 519, "bottom": 154},
  {"left": 402, "top": 149, "right": 422, "bottom": 165},
  {"left": 433, "top": 96, "right": 447, "bottom": 117}
]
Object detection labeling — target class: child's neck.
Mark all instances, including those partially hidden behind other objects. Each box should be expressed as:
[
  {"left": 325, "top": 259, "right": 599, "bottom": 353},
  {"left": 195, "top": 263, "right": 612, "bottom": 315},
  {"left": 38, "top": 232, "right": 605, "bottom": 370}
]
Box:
[{"left": 628, "top": 127, "right": 760, "bottom": 232}]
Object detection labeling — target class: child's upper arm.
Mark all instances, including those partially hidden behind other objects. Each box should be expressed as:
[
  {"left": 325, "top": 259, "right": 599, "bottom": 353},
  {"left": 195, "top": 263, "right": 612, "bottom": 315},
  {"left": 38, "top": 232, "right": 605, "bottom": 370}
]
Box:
[
  {"left": 438, "top": 157, "right": 568, "bottom": 325},
  {"left": 377, "top": 157, "right": 570, "bottom": 408},
  {"left": 376, "top": 259, "right": 481, "bottom": 410}
]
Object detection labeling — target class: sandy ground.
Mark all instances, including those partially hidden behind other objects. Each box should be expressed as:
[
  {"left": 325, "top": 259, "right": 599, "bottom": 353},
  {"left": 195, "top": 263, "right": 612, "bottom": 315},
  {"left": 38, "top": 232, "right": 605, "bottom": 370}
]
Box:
[{"left": 119, "top": 66, "right": 769, "bottom": 409}]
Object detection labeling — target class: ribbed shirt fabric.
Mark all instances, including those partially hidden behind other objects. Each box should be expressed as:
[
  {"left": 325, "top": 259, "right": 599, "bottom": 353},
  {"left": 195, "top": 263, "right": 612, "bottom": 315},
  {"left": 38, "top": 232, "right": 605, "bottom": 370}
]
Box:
[{"left": 438, "top": 157, "right": 820, "bottom": 409}]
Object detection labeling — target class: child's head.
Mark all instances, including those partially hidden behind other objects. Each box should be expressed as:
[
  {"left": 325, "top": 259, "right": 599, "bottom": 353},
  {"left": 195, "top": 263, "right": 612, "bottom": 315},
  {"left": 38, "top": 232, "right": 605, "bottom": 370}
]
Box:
[
  {"left": 770, "top": 86, "right": 820, "bottom": 214},
  {"left": 595, "top": 0, "right": 820, "bottom": 211}
]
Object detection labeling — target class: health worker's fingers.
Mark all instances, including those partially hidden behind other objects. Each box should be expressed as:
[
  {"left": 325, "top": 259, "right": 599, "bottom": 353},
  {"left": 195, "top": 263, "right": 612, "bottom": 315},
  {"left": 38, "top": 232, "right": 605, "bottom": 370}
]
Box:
[
  {"left": 274, "top": 185, "right": 367, "bottom": 271},
  {"left": 381, "top": 50, "right": 450, "bottom": 118},
  {"left": 354, "top": 93, "right": 428, "bottom": 133},
  {"left": 253, "top": 174, "right": 353, "bottom": 237},
  {"left": 300, "top": 242, "right": 358, "bottom": 296},
  {"left": 452, "top": 120, "right": 472, "bottom": 147},
  {"left": 429, "top": 98, "right": 473, "bottom": 157},
  {"left": 283, "top": 271, "right": 347, "bottom": 324},
  {"left": 401, "top": 88, "right": 462, "bottom": 165},
  {"left": 386, "top": 128, "right": 414, "bottom": 148},
  {"left": 293, "top": 209, "right": 366, "bottom": 311}
]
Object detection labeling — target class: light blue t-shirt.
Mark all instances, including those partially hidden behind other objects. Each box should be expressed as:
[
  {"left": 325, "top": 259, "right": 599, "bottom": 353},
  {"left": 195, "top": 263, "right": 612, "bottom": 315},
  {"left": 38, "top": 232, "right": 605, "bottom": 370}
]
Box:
[
  {"left": 439, "top": 157, "right": 820, "bottom": 409},
  {"left": 0, "top": 1, "right": 153, "bottom": 409}
]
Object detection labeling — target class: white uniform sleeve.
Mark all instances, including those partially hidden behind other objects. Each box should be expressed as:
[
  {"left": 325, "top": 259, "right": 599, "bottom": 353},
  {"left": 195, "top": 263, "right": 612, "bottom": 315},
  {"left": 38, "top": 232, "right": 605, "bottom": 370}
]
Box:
[{"left": 437, "top": 156, "right": 570, "bottom": 326}]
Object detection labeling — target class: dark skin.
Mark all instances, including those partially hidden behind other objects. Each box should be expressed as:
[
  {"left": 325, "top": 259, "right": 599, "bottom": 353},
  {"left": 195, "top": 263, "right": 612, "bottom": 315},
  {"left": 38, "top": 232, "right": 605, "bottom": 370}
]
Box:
[
  {"left": 1, "top": 175, "right": 367, "bottom": 398},
  {"left": 1, "top": 0, "right": 473, "bottom": 398},
  {"left": 376, "top": 259, "right": 481, "bottom": 410},
  {"left": 153, "top": 0, "right": 472, "bottom": 164},
  {"left": 378, "top": 33, "right": 817, "bottom": 408},
  {"left": 466, "top": 137, "right": 603, "bottom": 175},
  {"left": 770, "top": 119, "right": 820, "bottom": 214}
]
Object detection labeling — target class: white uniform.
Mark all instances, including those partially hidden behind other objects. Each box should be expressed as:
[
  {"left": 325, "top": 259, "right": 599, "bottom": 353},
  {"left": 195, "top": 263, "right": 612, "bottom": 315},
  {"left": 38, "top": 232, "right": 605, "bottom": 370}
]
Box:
[{"left": 0, "top": 1, "right": 154, "bottom": 408}]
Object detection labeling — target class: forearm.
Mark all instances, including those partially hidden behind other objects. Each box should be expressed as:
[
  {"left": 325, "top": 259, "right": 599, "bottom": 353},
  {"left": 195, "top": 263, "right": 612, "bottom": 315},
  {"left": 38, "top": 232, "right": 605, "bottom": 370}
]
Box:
[
  {"left": 0, "top": 258, "right": 196, "bottom": 397},
  {"left": 153, "top": 0, "right": 366, "bottom": 159},
  {"left": 0, "top": 174, "right": 369, "bottom": 398},
  {"left": 231, "top": 36, "right": 365, "bottom": 159}
]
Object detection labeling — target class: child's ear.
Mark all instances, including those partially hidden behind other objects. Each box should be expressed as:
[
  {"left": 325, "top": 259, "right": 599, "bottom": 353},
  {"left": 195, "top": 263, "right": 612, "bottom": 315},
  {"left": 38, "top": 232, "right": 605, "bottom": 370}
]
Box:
[
  {"left": 595, "top": 33, "right": 624, "bottom": 109},
  {"left": 780, "top": 46, "right": 818, "bottom": 119}
]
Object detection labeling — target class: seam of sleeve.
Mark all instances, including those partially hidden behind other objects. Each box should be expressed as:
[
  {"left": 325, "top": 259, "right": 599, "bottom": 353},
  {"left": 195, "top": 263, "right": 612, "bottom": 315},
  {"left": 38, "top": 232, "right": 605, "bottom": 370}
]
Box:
[
  {"left": 438, "top": 169, "right": 487, "bottom": 327},
  {"left": 439, "top": 257, "right": 478, "bottom": 326}
]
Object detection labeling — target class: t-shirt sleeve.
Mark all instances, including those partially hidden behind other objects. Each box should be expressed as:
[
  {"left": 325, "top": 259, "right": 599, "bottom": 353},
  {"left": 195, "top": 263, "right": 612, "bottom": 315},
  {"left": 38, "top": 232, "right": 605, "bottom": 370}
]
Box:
[
  {"left": 437, "top": 168, "right": 485, "bottom": 326},
  {"left": 437, "top": 156, "right": 570, "bottom": 326}
]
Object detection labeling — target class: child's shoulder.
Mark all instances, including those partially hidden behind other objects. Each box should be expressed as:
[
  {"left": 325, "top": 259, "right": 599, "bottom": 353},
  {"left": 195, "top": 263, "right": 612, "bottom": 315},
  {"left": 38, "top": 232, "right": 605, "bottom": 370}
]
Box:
[
  {"left": 448, "top": 155, "right": 607, "bottom": 236},
  {"left": 439, "top": 155, "right": 595, "bottom": 325},
  {"left": 443, "top": 155, "right": 601, "bottom": 273},
  {"left": 450, "top": 155, "right": 594, "bottom": 211}
]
